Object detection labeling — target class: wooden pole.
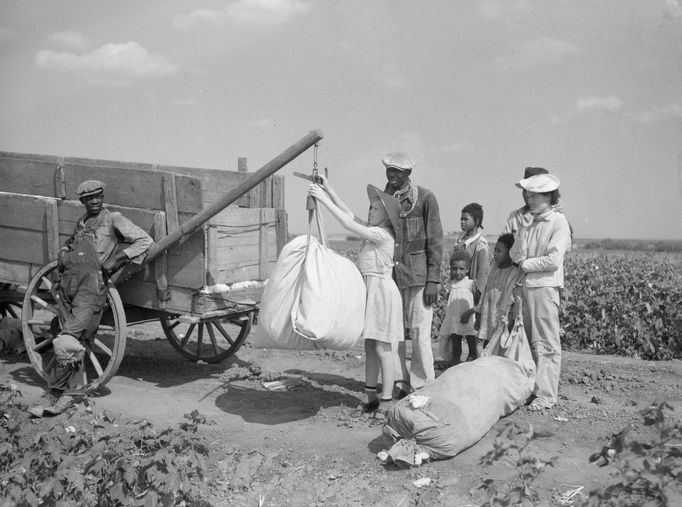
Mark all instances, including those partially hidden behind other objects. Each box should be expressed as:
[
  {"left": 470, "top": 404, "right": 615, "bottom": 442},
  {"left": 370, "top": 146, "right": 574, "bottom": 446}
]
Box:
[{"left": 111, "top": 129, "right": 323, "bottom": 284}]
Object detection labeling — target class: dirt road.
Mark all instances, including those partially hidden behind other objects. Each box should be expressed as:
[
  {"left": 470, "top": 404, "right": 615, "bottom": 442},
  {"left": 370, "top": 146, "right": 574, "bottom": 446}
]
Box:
[{"left": 3, "top": 323, "right": 681, "bottom": 506}]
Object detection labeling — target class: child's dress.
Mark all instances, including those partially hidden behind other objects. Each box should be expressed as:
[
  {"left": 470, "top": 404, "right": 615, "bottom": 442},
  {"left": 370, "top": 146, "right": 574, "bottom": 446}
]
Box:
[
  {"left": 477, "top": 265, "right": 522, "bottom": 342},
  {"left": 438, "top": 276, "right": 477, "bottom": 338},
  {"left": 356, "top": 227, "right": 404, "bottom": 345},
  {"left": 452, "top": 232, "right": 489, "bottom": 294}
]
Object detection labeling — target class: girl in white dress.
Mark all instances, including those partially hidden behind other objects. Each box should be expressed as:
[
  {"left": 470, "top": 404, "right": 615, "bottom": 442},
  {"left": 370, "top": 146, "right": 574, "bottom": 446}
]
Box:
[{"left": 309, "top": 178, "right": 404, "bottom": 414}]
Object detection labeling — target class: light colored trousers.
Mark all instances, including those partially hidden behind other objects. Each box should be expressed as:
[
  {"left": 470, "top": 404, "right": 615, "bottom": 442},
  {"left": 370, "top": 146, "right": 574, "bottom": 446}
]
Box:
[
  {"left": 396, "top": 286, "right": 435, "bottom": 389},
  {"left": 522, "top": 286, "right": 562, "bottom": 405}
]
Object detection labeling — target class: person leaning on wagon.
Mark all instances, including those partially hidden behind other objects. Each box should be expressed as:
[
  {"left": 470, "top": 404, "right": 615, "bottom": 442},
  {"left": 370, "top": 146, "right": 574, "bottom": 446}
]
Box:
[
  {"left": 28, "top": 180, "right": 153, "bottom": 417},
  {"left": 383, "top": 152, "right": 443, "bottom": 394}
]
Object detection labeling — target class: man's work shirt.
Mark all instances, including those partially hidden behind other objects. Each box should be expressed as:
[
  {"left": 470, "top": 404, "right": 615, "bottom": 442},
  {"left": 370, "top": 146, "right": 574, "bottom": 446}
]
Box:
[
  {"left": 70, "top": 208, "right": 153, "bottom": 265},
  {"left": 385, "top": 182, "right": 443, "bottom": 290}
]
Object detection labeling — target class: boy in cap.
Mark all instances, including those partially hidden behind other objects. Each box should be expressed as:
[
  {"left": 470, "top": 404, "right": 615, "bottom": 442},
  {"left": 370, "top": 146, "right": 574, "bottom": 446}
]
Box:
[
  {"left": 382, "top": 152, "right": 443, "bottom": 392},
  {"left": 28, "top": 180, "right": 153, "bottom": 417},
  {"left": 508, "top": 172, "right": 571, "bottom": 411}
]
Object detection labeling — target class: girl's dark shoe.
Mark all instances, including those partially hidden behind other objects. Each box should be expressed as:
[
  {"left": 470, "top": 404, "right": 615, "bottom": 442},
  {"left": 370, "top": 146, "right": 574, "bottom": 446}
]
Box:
[
  {"left": 393, "top": 381, "right": 412, "bottom": 400},
  {"left": 360, "top": 399, "right": 380, "bottom": 413}
]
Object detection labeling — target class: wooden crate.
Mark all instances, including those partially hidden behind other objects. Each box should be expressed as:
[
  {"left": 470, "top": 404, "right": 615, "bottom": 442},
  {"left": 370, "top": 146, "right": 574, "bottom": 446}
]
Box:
[{"left": 0, "top": 151, "right": 287, "bottom": 317}]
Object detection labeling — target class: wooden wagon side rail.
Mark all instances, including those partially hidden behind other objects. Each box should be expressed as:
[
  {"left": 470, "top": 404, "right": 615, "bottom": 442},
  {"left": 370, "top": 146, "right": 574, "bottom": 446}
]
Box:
[{"left": 112, "top": 130, "right": 323, "bottom": 285}]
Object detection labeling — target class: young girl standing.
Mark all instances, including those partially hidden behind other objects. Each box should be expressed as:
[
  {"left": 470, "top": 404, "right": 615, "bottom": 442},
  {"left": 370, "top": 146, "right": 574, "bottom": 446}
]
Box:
[
  {"left": 475, "top": 233, "right": 522, "bottom": 351},
  {"left": 438, "top": 203, "right": 489, "bottom": 366},
  {"left": 438, "top": 249, "right": 478, "bottom": 365},
  {"left": 308, "top": 178, "right": 404, "bottom": 414}
]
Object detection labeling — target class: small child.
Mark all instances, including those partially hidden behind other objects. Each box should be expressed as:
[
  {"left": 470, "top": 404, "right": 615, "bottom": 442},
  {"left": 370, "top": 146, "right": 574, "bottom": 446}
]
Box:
[
  {"left": 438, "top": 203, "right": 489, "bottom": 366},
  {"left": 438, "top": 249, "right": 479, "bottom": 366},
  {"left": 476, "top": 234, "right": 522, "bottom": 352},
  {"left": 308, "top": 177, "right": 404, "bottom": 416}
]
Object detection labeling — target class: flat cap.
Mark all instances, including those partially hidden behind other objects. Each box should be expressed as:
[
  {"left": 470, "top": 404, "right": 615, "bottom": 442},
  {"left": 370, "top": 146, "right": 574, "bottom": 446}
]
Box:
[
  {"left": 76, "top": 180, "right": 105, "bottom": 197},
  {"left": 516, "top": 174, "right": 560, "bottom": 193},
  {"left": 382, "top": 152, "right": 414, "bottom": 171}
]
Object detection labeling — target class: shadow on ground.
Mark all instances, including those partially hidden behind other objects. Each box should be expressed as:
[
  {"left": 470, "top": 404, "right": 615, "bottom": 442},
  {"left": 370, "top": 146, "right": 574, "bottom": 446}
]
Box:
[{"left": 216, "top": 377, "right": 361, "bottom": 424}]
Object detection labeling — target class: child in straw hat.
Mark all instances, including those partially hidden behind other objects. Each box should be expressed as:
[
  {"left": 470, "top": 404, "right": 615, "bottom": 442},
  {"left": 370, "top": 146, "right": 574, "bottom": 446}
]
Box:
[{"left": 309, "top": 177, "right": 404, "bottom": 417}]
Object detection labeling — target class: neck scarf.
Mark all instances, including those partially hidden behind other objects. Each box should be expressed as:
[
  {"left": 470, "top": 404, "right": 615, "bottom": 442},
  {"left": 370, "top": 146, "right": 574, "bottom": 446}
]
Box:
[{"left": 392, "top": 179, "right": 419, "bottom": 218}]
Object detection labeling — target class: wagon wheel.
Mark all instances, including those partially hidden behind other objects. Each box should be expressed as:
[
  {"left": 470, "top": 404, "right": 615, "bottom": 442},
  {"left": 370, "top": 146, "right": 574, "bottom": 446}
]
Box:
[
  {"left": 160, "top": 311, "right": 252, "bottom": 363},
  {"left": 0, "top": 300, "right": 22, "bottom": 319},
  {"left": 21, "top": 260, "right": 127, "bottom": 391}
]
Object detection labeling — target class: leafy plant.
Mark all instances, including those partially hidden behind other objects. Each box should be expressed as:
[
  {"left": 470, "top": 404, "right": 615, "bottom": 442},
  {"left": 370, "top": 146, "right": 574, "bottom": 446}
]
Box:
[
  {"left": 581, "top": 401, "right": 682, "bottom": 506},
  {"left": 0, "top": 386, "right": 215, "bottom": 506},
  {"left": 475, "top": 421, "right": 557, "bottom": 506}
]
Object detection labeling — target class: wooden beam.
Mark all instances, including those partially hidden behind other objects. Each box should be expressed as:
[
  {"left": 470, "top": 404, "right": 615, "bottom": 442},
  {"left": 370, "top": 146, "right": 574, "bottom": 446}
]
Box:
[{"left": 259, "top": 209, "right": 268, "bottom": 279}]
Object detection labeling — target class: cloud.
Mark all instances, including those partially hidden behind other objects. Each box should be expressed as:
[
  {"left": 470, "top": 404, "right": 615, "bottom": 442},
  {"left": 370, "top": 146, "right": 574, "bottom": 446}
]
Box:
[
  {"left": 439, "top": 141, "right": 474, "bottom": 154},
  {"left": 496, "top": 36, "right": 579, "bottom": 72},
  {"left": 635, "top": 103, "right": 682, "bottom": 124},
  {"left": 34, "top": 41, "right": 179, "bottom": 78},
  {"left": 663, "top": 0, "right": 682, "bottom": 18},
  {"left": 174, "top": 0, "right": 310, "bottom": 30},
  {"left": 47, "top": 31, "right": 89, "bottom": 51},
  {"left": 551, "top": 96, "right": 623, "bottom": 124},
  {"left": 0, "top": 28, "right": 14, "bottom": 43},
  {"left": 478, "top": 0, "right": 532, "bottom": 22}
]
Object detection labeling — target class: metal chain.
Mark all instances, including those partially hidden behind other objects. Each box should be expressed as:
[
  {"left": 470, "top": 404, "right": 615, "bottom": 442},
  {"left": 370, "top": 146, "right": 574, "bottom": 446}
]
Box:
[{"left": 312, "top": 143, "right": 319, "bottom": 181}]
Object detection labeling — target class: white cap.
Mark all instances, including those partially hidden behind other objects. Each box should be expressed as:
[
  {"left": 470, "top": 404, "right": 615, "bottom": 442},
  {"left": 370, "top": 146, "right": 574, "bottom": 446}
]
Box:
[{"left": 516, "top": 173, "right": 560, "bottom": 192}]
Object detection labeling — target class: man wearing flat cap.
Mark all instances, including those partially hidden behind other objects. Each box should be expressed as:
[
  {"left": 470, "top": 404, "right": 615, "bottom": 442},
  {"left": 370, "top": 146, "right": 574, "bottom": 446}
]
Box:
[
  {"left": 29, "top": 180, "right": 153, "bottom": 417},
  {"left": 383, "top": 152, "right": 443, "bottom": 393}
]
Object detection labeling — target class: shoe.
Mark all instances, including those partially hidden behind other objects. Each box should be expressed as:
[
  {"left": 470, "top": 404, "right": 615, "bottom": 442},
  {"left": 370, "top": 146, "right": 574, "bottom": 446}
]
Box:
[
  {"left": 360, "top": 399, "right": 380, "bottom": 413},
  {"left": 27, "top": 389, "right": 74, "bottom": 418},
  {"left": 393, "top": 381, "right": 412, "bottom": 400},
  {"left": 433, "top": 360, "right": 450, "bottom": 371},
  {"left": 526, "top": 398, "right": 553, "bottom": 412}
]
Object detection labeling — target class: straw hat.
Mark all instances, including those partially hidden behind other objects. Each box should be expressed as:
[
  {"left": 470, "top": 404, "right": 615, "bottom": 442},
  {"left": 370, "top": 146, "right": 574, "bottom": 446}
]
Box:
[{"left": 367, "top": 184, "right": 403, "bottom": 241}]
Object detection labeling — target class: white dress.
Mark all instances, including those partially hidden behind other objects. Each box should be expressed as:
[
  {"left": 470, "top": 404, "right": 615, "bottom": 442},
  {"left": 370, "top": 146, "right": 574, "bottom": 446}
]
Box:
[
  {"left": 438, "top": 277, "right": 477, "bottom": 337},
  {"left": 356, "top": 227, "right": 404, "bottom": 344}
]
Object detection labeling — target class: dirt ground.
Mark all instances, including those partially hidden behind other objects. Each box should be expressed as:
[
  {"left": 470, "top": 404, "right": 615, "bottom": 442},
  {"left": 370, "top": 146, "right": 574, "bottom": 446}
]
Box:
[{"left": 2, "top": 322, "right": 681, "bottom": 506}]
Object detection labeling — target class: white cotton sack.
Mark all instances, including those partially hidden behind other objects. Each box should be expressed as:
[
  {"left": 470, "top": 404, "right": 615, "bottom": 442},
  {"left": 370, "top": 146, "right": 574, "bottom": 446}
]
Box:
[{"left": 251, "top": 235, "right": 366, "bottom": 350}]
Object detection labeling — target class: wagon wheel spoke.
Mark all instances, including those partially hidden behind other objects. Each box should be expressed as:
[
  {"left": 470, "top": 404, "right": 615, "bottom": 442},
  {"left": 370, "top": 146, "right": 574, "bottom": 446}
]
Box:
[
  {"left": 4, "top": 304, "right": 19, "bottom": 319},
  {"left": 30, "top": 295, "right": 59, "bottom": 316},
  {"left": 166, "top": 320, "right": 181, "bottom": 331},
  {"left": 27, "top": 318, "right": 53, "bottom": 327},
  {"left": 98, "top": 325, "right": 115, "bottom": 332},
  {"left": 181, "top": 324, "right": 196, "bottom": 348},
  {"left": 196, "top": 324, "right": 204, "bottom": 357},
  {"left": 40, "top": 276, "right": 54, "bottom": 291},
  {"left": 83, "top": 342, "right": 104, "bottom": 378},
  {"left": 205, "top": 322, "right": 220, "bottom": 356},
  {"left": 92, "top": 337, "right": 113, "bottom": 358},
  {"left": 213, "top": 320, "right": 235, "bottom": 345}
]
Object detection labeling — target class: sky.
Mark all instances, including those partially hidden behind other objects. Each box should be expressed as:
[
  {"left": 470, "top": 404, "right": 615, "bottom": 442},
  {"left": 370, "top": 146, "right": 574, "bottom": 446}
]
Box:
[{"left": 1, "top": 0, "right": 682, "bottom": 240}]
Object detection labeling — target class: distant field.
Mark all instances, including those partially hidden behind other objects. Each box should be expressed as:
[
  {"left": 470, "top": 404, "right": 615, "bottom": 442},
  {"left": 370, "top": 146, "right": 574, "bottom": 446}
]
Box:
[{"left": 327, "top": 235, "right": 682, "bottom": 361}]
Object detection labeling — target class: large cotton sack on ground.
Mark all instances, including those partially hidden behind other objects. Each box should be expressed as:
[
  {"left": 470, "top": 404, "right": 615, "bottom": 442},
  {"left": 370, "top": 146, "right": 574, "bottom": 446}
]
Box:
[
  {"left": 252, "top": 235, "right": 366, "bottom": 350},
  {"left": 384, "top": 318, "right": 535, "bottom": 461}
]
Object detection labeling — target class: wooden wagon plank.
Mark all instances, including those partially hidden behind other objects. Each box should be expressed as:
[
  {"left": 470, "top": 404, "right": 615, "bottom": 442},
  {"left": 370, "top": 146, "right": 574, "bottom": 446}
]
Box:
[
  {"left": 0, "top": 259, "right": 32, "bottom": 286},
  {"left": 0, "top": 229, "right": 48, "bottom": 264},
  {"left": 0, "top": 152, "right": 203, "bottom": 214},
  {"left": 0, "top": 192, "right": 58, "bottom": 231}
]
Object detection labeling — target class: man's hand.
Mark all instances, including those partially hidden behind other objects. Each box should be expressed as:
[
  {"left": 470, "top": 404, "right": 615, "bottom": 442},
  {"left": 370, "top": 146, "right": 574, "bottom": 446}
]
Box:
[
  {"left": 102, "top": 252, "right": 128, "bottom": 276},
  {"left": 423, "top": 282, "right": 439, "bottom": 306}
]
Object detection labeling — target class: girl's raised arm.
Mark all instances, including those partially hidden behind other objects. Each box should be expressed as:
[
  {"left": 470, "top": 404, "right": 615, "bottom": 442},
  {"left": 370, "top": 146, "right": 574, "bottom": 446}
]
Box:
[{"left": 308, "top": 184, "right": 373, "bottom": 240}]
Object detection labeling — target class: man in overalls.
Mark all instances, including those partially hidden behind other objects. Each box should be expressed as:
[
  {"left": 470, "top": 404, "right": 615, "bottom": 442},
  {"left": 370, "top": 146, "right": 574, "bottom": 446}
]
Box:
[{"left": 28, "top": 180, "right": 153, "bottom": 417}]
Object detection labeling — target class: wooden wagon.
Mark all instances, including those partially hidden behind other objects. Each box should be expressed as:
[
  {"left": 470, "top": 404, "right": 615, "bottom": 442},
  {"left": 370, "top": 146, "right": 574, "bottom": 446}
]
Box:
[{"left": 0, "top": 130, "right": 323, "bottom": 390}]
